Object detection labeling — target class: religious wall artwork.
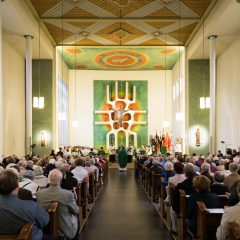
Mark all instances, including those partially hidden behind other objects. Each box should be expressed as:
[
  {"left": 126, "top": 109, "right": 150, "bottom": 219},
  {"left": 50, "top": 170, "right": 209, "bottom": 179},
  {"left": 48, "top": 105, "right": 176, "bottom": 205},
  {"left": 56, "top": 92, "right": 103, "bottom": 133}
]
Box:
[
  {"left": 39, "top": 130, "right": 48, "bottom": 147},
  {"left": 189, "top": 125, "right": 209, "bottom": 154},
  {"left": 94, "top": 80, "right": 148, "bottom": 149},
  {"left": 195, "top": 128, "right": 201, "bottom": 147},
  {"left": 57, "top": 46, "right": 183, "bottom": 70}
]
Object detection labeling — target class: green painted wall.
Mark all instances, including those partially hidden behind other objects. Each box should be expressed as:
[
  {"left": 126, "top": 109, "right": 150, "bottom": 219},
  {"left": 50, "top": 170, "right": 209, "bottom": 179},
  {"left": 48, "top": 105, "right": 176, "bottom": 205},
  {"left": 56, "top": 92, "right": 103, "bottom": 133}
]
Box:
[
  {"left": 32, "top": 59, "right": 53, "bottom": 156},
  {"left": 189, "top": 60, "right": 210, "bottom": 155}
]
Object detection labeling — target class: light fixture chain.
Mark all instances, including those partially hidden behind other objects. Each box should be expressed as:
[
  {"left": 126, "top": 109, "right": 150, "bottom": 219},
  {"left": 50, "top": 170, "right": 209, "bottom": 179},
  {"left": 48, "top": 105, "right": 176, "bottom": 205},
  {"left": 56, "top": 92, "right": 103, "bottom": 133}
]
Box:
[
  {"left": 178, "top": 0, "right": 181, "bottom": 112},
  {"left": 38, "top": 14, "right": 41, "bottom": 99}
]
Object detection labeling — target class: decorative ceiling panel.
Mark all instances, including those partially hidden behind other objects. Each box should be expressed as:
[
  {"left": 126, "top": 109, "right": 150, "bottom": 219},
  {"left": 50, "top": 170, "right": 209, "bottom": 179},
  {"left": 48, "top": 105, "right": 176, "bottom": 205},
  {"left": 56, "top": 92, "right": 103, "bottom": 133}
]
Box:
[
  {"left": 27, "top": 0, "right": 215, "bottom": 70},
  {"left": 29, "top": 0, "right": 214, "bottom": 47},
  {"left": 58, "top": 46, "right": 184, "bottom": 70}
]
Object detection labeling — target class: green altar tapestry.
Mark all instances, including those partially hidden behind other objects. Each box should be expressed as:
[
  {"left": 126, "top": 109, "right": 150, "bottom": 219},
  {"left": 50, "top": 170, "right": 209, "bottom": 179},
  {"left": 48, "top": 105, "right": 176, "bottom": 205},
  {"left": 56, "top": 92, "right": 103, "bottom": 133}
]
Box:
[{"left": 118, "top": 147, "right": 128, "bottom": 168}]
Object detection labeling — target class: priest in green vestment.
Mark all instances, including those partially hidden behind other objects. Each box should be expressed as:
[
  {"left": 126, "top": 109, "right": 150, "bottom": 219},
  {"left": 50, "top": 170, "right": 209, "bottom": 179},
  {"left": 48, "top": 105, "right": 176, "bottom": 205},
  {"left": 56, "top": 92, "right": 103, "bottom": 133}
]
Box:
[{"left": 118, "top": 146, "right": 128, "bottom": 172}]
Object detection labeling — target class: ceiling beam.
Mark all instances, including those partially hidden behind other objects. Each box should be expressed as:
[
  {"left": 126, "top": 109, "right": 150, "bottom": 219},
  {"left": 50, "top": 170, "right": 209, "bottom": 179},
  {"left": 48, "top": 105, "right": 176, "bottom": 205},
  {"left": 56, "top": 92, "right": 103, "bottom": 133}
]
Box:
[
  {"left": 57, "top": 44, "right": 185, "bottom": 47},
  {"left": 41, "top": 17, "right": 200, "bottom": 23}
]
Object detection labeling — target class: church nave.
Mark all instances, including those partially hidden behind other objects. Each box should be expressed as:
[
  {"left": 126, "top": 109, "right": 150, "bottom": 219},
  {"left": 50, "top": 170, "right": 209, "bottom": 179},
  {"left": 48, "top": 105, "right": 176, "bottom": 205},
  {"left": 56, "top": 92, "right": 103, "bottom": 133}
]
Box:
[{"left": 80, "top": 169, "right": 170, "bottom": 240}]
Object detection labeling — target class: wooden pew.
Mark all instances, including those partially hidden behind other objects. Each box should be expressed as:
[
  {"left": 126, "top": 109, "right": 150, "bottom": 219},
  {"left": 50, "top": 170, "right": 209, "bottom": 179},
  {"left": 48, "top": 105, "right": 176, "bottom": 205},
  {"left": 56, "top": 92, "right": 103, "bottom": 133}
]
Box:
[
  {"left": 229, "top": 222, "right": 240, "bottom": 240},
  {"left": 193, "top": 201, "right": 224, "bottom": 240},
  {"left": 150, "top": 172, "right": 161, "bottom": 202},
  {"left": 89, "top": 172, "right": 95, "bottom": 203},
  {"left": 164, "top": 183, "right": 174, "bottom": 231},
  {"left": 81, "top": 180, "right": 88, "bottom": 219},
  {"left": 177, "top": 190, "right": 189, "bottom": 240},
  {"left": 98, "top": 171, "right": 102, "bottom": 190},
  {"left": 159, "top": 177, "right": 167, "bottom": 219},
  {"left": 93, "top": 170, "right": 98, "bottom": 196},
  {"left": 0, "top": 223, "right": 33, "bottom": 240},
  {"left": 75, "top": 183, "right": 82, "bottom": 223},
  {"left": 46, "top": 202, "right": 58, "bottom": 238}
]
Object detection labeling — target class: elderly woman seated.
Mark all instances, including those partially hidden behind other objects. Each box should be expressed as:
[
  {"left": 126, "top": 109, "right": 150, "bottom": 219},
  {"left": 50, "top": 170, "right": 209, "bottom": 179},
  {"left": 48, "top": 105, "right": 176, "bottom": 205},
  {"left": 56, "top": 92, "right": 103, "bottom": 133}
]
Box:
[
  {"left": 33, "top": 165, "right": 48, "bottom": 189},
  {"left": 186, "top": 175, "right": 220, "bottom": 234}
]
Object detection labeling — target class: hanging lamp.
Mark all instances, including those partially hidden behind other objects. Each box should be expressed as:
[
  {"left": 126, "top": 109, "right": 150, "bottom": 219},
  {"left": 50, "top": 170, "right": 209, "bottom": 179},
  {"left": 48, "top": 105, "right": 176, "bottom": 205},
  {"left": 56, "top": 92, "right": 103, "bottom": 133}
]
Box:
[
  {"left": 33, "top": 12, "right": 44, "bottom": 109},
  {"left": 176, "top": 0, "right": 183, "bottom": 121}
]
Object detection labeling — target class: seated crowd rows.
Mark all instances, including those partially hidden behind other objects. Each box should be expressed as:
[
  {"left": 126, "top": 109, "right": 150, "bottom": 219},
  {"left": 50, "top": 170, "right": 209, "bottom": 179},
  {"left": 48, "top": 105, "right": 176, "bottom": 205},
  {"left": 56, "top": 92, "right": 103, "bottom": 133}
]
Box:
[
  {"left": 0, "top": 148, "right": 108, "bottom": 240},
  {"left": 136, "top": 150, "right": 240, "bottom": 240}
]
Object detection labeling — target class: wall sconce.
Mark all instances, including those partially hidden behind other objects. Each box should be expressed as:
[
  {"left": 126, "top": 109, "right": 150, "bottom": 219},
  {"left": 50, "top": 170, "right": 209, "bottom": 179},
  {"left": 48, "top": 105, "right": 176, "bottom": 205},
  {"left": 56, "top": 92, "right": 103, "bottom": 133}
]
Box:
[{"left": 39, "top": 130, "right": 48, "bottom": 146}]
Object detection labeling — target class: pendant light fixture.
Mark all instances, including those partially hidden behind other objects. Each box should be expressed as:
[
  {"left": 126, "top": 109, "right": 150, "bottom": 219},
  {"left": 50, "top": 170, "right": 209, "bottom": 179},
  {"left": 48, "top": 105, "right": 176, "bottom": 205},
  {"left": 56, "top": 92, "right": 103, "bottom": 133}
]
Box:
[
  {"left": 72, "top": 34, "right": 79, "bottom": 128},
  {"left": 176, "top": 0, "right": 183, "bottom": 121},
  {"left": 199, "top": 0, "right": 210, "bottom": 109},
  {"left": 163, "top": 33, "right": 169, "bottom": 128},
  {"left": 33, "top": 13, "right": 44, "bottom": 109}
]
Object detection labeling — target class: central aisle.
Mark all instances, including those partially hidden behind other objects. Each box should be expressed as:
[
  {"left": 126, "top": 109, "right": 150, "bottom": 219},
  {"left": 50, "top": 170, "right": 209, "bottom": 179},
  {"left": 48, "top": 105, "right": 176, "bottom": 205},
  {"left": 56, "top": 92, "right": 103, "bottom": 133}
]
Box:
[{"left": 80, "top": 169, "right": 171, "bottom": 240}]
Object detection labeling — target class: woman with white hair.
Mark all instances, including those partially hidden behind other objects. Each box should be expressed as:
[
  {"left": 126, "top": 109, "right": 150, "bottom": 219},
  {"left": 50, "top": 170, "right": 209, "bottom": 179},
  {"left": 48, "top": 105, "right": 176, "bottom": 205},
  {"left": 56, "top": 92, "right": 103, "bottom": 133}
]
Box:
[
  {"left": 33, "top": 165, "right": 48, "bottom": 189},
  {"left": 37, "top": 169, "right": 79, "bottom": 240},
  {"left": 162, "top": 162, "right": 175, "bottom": 185}
]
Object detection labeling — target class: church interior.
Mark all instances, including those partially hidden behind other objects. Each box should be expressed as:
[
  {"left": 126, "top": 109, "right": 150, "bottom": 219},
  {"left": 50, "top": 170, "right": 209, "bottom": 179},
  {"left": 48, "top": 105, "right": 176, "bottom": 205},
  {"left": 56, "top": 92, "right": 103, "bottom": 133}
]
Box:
[{"left": 0, "top": 0, "right": 240, "bottom": 240}]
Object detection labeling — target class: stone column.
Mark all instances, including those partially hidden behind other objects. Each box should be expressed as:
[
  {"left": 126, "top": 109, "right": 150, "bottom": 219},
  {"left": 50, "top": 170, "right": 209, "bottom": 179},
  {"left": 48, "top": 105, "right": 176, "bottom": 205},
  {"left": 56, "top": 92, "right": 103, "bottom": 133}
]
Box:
[
  {"left": 24, "top": 35, "right": 34, "bottom": 155},
  {"left": 0, "top": 4, "right": 3, "bottom": 161},
  {"left": 208, "top": 35, "right": 218, "bottom": 154}
]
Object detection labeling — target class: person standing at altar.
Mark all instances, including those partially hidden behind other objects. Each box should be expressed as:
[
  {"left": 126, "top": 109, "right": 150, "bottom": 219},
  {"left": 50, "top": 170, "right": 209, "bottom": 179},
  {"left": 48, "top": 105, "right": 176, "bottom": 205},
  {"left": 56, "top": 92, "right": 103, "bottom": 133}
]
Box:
[
  {"left": 109, "top": 144, "right": 116, "bottom": 163},
  {"left": 127, "top": 144, "right": 133, "bottom": 163},
  {"left": 118, "top": 146, "right": 128, "bottom": 172}
]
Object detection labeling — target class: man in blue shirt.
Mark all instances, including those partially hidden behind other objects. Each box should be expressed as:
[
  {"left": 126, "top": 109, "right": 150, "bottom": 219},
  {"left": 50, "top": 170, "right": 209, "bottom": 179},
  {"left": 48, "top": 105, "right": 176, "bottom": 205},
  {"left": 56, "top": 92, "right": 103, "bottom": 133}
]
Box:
[{"left": 0, "top": 169, "right": 49, "bottom": 240}]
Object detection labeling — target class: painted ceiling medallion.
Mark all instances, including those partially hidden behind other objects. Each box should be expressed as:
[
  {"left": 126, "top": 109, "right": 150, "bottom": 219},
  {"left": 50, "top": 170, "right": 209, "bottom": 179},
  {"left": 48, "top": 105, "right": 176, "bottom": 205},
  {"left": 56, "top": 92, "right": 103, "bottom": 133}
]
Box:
[{"left": 95, "top": 50, "right": 147, "bottom": 69}]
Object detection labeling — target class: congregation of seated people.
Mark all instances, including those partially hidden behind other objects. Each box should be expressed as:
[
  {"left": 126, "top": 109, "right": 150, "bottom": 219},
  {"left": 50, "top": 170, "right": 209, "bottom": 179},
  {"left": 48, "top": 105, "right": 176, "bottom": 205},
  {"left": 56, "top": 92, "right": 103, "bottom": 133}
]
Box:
[
  {"left": 136, "top": 146, "right": 240, "bottom": 239},
  {"left": 0, "top": 146, "right": 107, "bottom": 240}
]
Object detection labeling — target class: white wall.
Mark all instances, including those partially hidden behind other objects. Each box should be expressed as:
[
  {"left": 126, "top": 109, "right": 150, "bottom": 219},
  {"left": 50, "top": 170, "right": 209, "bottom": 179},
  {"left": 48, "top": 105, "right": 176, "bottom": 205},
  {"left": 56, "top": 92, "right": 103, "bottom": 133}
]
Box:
[
  {"left": 55, "top": 49, "right": 69, "bottom": 148},
  {"left": 216, "top": 37, "right": 240, "bottom": 152},
  {"left": 2, "top": 40, "right": 25, "bottom": 156},
  {"left": 68, "top": 70, "right": 172, "bottom": 147},
  {"left": 172, "top": 49, "right": 186, "bottom": 153}
]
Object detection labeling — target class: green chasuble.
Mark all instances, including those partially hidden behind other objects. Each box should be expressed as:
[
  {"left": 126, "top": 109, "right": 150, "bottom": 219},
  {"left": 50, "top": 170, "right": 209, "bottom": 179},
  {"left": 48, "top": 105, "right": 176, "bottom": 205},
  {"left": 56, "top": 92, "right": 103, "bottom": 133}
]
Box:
[{"left": 118, "top": 148, "right": 128, "bottom": 168}]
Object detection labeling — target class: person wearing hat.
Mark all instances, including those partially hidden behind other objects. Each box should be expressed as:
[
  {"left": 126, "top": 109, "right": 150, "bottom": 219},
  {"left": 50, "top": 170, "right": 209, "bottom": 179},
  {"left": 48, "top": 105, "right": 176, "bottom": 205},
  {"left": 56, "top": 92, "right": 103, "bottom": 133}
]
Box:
[{"left": 19, "top": 170, "right": 39, "bottom": 199}]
